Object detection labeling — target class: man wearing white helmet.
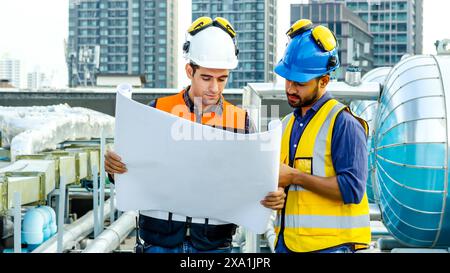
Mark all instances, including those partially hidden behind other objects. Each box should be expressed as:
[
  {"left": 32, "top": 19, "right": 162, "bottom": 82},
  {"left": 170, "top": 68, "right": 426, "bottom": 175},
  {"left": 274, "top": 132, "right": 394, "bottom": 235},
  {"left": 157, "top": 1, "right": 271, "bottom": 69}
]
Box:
[{"left": 105, "top": 17, "right": 286, "bottom": 253}]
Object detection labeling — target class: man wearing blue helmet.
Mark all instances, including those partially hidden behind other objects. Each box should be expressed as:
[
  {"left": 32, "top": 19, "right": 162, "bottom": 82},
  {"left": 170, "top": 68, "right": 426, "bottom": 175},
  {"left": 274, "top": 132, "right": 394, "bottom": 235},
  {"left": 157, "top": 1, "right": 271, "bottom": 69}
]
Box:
[{"left": 273, "top": 19, "right": 371, "bottom": 253}]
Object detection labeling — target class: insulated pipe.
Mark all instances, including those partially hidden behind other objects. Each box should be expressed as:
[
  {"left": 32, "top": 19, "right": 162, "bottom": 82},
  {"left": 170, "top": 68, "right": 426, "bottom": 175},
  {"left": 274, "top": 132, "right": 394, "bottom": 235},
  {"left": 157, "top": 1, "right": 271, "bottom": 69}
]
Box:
[
  {"left": 21, "top": 205, "right": 58, "bottom": 253},
  {"left": 32, "top": 198, "right": 113, "bottom": 253},
  {"left": 374, "top": 55, "right": 450, "bottom": 247},
  {"left": 41, "top": 206, "right": 57, "bottom": 237},
  {"left": 82, "top": 210, "right": 138, "bottom": 253},
  {"left": 22, "top": 208, "right": 45, "bottom": 245}
]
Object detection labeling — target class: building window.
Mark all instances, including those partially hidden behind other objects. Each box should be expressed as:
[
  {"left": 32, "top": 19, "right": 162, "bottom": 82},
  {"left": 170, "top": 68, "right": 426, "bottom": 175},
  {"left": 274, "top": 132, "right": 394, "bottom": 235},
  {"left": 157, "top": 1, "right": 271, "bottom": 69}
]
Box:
[
  {"left": 321, "top": 5, "right": 327, "bottom": 20},
  {"left": 335, "top": 23, "right": 342, "bottom": 36},
  {"left": 145, "top": 2, "right": 155, "bottom": 9}
]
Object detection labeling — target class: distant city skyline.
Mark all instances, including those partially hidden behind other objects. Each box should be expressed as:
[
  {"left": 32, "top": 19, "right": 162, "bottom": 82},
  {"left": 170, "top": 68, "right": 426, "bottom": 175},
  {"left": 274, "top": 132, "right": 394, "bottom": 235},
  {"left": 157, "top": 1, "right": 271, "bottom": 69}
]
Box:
[
  {"left": 0, "top": 57, "right": 21, "bottom": 88},
  {"left": 308, "top": 0, "right": 423, "bottom": 67},
  {"left": 67, "top": 0, "right": 178, "bottom": 88},
  {"left": 0, "top": 0, "right": 448, "bottom": 89}
]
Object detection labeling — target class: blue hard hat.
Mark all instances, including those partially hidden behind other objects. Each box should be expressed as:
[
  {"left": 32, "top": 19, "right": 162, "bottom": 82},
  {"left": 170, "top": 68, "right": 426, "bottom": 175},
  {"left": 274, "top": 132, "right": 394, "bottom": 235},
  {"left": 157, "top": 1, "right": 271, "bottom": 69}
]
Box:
[{"left": 275, "top": 29, "right": 340, "bottom": 83}]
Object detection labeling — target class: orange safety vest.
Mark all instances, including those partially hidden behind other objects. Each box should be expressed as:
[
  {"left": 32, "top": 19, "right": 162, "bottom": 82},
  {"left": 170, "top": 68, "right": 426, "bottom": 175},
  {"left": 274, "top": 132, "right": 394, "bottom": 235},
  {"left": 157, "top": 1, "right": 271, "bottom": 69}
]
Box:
[{"left": 155, "top": 89, "right": 247, "bottom": 132}]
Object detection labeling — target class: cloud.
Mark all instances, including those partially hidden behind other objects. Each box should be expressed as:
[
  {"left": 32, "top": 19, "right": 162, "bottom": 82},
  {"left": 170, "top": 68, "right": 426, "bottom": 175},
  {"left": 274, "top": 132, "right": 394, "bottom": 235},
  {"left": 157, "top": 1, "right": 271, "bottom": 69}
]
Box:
[{"left": 0, "top": 0, "right": 69, "bottom": 88}]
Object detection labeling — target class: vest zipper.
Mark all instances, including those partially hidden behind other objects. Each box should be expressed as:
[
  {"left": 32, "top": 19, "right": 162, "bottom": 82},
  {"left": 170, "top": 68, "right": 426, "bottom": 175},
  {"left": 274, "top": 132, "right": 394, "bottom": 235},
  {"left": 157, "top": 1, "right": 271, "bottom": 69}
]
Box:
[
  {"left": 275, "top": 154, "right": 296, "bottom": 251},
  {"left": 275, "top": 185, "right": 290, "bottom": 250}
]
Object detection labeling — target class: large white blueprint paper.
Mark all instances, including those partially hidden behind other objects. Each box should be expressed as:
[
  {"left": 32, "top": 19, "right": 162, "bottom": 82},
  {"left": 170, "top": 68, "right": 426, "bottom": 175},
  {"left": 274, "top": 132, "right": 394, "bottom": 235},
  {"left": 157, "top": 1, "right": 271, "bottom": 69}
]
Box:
[{"left": 114, "top": 85, "right": 281, "bottom": 233}]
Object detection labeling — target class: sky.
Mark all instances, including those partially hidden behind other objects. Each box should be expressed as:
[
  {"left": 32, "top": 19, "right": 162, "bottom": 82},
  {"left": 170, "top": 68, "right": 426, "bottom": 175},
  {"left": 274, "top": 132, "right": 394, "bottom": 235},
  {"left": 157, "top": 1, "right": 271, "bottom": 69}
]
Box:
[{"left": 0, "top": 0, "right": 448, "bottom": 89}]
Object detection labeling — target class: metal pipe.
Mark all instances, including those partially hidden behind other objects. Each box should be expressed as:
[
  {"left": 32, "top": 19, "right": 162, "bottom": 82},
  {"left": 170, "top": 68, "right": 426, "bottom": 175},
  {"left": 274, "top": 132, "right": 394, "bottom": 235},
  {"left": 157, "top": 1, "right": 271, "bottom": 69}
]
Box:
[
  {"left": 264, "top": 212, "right": 277, "bottom": 253},
  {"left": 99, "top": 130, "right": 105, "bottom": 233},
  {"left": 377, "top": 237, "right": 407, "bottom": 251},
  {"left": 109, "top": 183, "right": 115, "bottom": 224},
  {"left": 245, "top": 82, "right": 381, "bottom": 101},
  {"left": 369, "top": 203, "right": 382, "bottom": 221},
  {"left": 82, "top": 210, "right": 137, "bottom": 253},
  {"left": 32, "top": 198, "right": 113, "bottom": 253},
  {"left": 13, "top": 192, "right": 21, "bottom": 253},
  {"left": 93, "top": 166, "right": 99, "bottom": 237},
  {"left": 244, "top": 230, "right": 258, "bottom": 253},
  {"left": 57, "top": 177, "right": 66, "bottom": 253}
]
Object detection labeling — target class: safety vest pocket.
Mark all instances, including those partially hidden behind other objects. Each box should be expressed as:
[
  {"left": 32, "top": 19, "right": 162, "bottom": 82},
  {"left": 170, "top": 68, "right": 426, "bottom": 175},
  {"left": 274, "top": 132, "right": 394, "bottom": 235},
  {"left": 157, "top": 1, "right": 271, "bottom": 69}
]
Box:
[
  {"left": 294, "top": 157, "right": 313, "bottom": 174},
  {"left": 298, "top": 190, "right": 342, "bottom": 206}
]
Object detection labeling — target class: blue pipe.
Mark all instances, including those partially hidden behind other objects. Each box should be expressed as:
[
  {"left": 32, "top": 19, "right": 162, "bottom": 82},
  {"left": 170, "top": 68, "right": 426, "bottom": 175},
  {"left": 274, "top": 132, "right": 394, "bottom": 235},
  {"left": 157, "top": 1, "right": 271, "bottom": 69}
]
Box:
[
  {"left": 38, "top": 206, "right": 57, "bottom": 238},
  {"left": 21, "top": 206, "right": 57, "bottom": 245},
  {"left": 21, "top": 208, "right": 45, "bottom": 245}
]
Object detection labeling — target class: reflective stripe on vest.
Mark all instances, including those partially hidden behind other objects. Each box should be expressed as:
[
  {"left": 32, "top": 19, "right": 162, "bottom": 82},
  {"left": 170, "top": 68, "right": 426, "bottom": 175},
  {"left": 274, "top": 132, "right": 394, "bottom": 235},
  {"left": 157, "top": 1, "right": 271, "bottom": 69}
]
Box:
[
  {"left": 276, "top": 99, "right": 371, "bottom": 253},
  {"left": 275, "top": 214, "right": 370, "bottom": 229},
  {"left": 281, "top": 113, "right": 293, "bottom": 133}
]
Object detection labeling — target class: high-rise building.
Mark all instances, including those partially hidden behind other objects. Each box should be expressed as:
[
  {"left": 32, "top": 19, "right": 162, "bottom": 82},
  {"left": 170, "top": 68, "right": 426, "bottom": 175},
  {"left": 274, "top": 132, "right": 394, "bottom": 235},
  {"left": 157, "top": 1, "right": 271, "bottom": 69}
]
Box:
[
  {"left": 291, "top": 2, "right": 374, "bottom": 78},
  {"left": 192, "top": 0, "right": 277, "bottom": 88},
  {"left": 27, "top": 71, "right": 47, "bottom": 90},
  {"left": 0, "top": 57, "right": 21, "bottom": 89},
  {"left": 312, "top": 0, "right": 424, "bottom": 67},
  {"left": 67, "top": 0, "right": 178, "bottom": 88}
]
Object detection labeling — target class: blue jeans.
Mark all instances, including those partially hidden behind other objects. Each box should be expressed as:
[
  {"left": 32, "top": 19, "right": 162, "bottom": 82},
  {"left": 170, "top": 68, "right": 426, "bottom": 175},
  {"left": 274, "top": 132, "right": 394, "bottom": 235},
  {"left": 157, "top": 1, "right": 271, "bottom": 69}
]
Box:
[
  {"left": 144, "top": 240, "right": 232, "bottom": 253},
  {"left": 275, "top": 234, "right": 354, "bottom": 253}
]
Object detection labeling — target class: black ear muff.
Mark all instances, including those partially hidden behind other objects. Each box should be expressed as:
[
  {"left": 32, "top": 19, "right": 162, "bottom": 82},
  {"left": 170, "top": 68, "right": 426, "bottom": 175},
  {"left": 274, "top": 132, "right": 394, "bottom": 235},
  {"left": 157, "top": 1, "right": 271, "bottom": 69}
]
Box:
[
  {"left": 327, "top": 55, "right": 338, "bottom": 71},
  {"left": 183, "top": 41, "right": 190, "bottom": 53}
]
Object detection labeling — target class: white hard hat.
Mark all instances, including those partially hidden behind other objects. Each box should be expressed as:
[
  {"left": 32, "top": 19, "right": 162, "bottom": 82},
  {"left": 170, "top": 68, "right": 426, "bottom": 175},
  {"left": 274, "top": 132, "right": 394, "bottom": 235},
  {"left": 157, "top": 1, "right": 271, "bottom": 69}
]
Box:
[{"left": 183, "top": 26, "right": 239, "bottom": 70}]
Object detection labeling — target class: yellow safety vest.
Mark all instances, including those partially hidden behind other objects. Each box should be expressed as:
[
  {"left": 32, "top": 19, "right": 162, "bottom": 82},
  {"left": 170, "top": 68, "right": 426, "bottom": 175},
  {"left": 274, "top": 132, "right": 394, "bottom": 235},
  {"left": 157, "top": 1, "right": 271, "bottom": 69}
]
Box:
[{"left": 275, "top": 99, "right": 371, "bottom": 252}]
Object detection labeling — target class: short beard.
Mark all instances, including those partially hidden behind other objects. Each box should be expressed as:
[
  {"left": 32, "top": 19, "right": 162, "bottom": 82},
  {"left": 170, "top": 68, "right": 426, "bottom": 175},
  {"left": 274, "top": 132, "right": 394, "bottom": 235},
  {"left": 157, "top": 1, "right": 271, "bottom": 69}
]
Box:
[{"left": 287, "top": 85, "right": 321, "bottom": 108}]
